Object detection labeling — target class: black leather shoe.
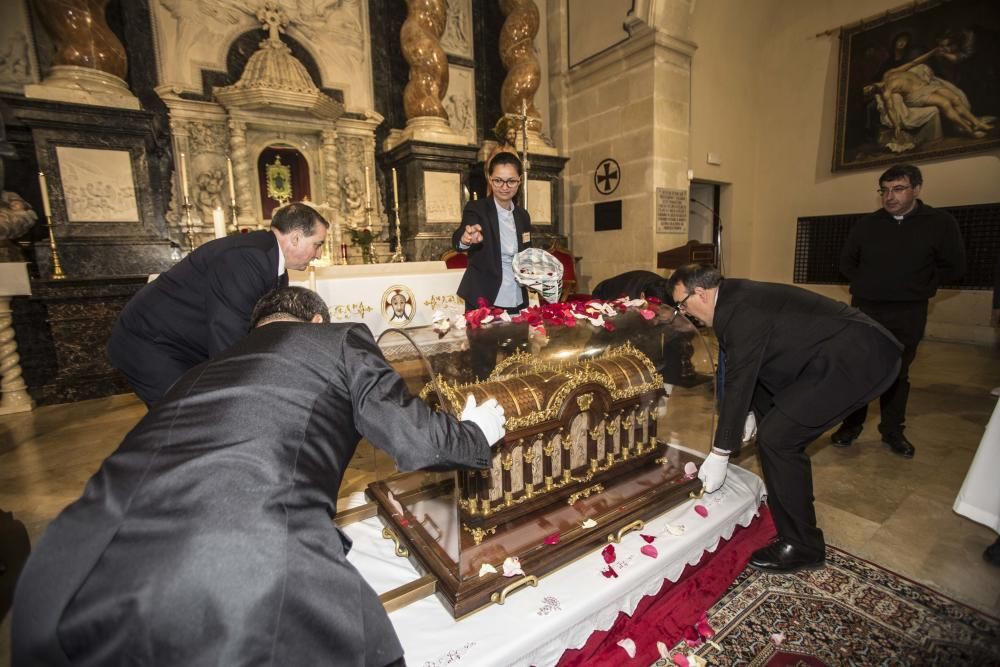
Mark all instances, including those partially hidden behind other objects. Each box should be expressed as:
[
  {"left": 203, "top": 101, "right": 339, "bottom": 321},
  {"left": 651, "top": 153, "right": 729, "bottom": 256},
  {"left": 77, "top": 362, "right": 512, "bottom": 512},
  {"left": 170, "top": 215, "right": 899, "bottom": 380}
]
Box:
[
  {"left": 749, "top": 540, "right": 825, "bottom": 573},
  {"left": 882, "top": 432, "right": 915, "bottom": 458},
  {"left": 984, "top": 537, "right": 1000, "bottom": 567},
  {"left": 830, "top": 424, "right": 863, "bottom": 447}
]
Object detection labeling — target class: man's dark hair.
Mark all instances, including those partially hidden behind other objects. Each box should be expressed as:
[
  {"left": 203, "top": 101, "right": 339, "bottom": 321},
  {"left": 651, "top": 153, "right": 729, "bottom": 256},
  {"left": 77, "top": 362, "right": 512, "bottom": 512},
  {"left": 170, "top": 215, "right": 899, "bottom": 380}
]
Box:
[
  {"left": 488, "top": 151, "right": 523, "bottom": 176},
  {"left": 270, "top": 202, "right": 330, "bottom": 235},
  {"left": 250, "top": 287, "right": 330, "bottom": 328},
  {"left": 643, "top": 279, "right": 671, "bottom": 304},
  {"left": 879, "top": 164, "right": 922, "bottom": 188},
  {"left": 667, "top": 264, "right": 723, "bottom": 295}
]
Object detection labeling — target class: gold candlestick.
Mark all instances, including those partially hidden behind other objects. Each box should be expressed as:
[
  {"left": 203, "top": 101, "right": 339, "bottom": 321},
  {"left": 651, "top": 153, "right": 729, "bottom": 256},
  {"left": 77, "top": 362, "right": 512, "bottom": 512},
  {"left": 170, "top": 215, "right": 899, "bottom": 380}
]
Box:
[
  {"left": 181, "top": 198, "right": 196, "bottom": 251},
  {"left": 390, "top": 167, "right": 405, "bottom": 263},
  {"left": 37, "top": 171, "right": 65, "bottom": 280}
]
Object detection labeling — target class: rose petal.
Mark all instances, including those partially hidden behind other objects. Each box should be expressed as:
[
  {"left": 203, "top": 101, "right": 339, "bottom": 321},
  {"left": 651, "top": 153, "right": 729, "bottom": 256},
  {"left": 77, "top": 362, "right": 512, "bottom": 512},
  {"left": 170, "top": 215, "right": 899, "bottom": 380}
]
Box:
[
  {"left": 683, "top": 624, "right": 703, "bottom": 647},
  {"left": 684, "top": 461, "right": 698, "bottom": 476},
  {"left": 641, "top": 534, "right": 656, "bottom": 543},
  {"left": 602, "top": 544, "right": 616, "bottom": 564},
  {"left": 502, "top": 556, "right": 524, "bottom": 577},
  {"left": 641, "top": 544, "right": 658, "bottom": 558},
  {"left": 672, "top": 654, "right": 690, "bottom": 667},
  {"left": 601, "top": 565, "right": 618, "bottom": 578},
  {"left": 657, "top": 641, "right": 670, "bottom": 658},
  {"left": 544, "top": 532, "right": 560, "bottom": 545},
  {"left": 616, "top": 638, "right": 636, "bottom": 659},
  {"left": 399, "top": 518, "right": 410, "bottom": 528},
  {"left": 696, "top": 613, "right": 716, "bottom": 639},
  {"left": 479, "top": 563, "right": 497, "bottom": 577},
  {"left": 581, "top": 518, "right": 597, "bottom": 529},
  {"left": 694, "top": 504, "right": 709, "bottom": 518},
  {"left": 771, "top": 632, "right": 785, "bottom": 645},
  {"left": 639, "top": 308, "right": 655, "bottom": 320},
  {"left": 664, "top": 523, "right": 686, "bottom": 536}
]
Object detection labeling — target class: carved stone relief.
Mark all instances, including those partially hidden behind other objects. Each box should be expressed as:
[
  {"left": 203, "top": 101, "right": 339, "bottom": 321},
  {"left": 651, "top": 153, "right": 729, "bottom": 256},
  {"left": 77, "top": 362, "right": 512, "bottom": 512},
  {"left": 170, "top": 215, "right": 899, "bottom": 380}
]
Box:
[
  {"left": 55, "top": 147, "right": 140, "bottom": 222},
  {"left": 423, "top": 171, "right": 462, "bottom": 224},
  {"left": 440, "top": 0, "right": 472, "bottom": 59},
  {"left": 443, "top": 64, "right": 476, "bottom": 144},
  {"left": 337, "top": 135, "right": 368, "bottom": 226},
  {"left": 152, "top": 0, "right": 371, "bottom": 109},
  {"left": 0, "top": 0, "right": 39, "bottom": 92},
  {"left": 187, "top": 120, "right": 228, "bottom": 156}
]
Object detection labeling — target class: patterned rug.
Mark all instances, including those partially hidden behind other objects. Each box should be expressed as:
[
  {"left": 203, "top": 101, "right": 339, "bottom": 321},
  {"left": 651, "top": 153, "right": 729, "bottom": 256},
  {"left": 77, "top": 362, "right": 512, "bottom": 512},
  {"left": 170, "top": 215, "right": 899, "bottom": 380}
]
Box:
[{"left": 656, "top": 546, "right": 1000, "bottom": 667}]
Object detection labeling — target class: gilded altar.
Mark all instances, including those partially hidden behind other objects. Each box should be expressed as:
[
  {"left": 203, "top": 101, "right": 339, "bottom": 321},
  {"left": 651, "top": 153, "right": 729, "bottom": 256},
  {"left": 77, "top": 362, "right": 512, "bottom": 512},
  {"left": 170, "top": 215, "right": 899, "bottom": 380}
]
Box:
[{"left": 367, "top": 306, "right": 715, "bottom": 617}]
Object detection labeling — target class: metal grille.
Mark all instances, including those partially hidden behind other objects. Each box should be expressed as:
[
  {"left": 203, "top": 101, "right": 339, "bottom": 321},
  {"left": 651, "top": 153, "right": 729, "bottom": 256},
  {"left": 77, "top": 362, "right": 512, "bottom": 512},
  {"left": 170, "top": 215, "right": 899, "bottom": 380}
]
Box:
[{"left": 794, "top": 203, "right": 1000, "bottom": 290}]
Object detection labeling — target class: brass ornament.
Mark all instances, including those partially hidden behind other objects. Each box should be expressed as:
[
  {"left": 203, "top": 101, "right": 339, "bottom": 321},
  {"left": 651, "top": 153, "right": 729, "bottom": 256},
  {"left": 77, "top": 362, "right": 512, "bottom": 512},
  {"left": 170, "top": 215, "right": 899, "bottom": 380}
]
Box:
[
  {"left": 567, "top": 483, "right": 605, "bottom": 506},
  {"left": 463, "top": 523, "right": 497, "bottom": 546}
]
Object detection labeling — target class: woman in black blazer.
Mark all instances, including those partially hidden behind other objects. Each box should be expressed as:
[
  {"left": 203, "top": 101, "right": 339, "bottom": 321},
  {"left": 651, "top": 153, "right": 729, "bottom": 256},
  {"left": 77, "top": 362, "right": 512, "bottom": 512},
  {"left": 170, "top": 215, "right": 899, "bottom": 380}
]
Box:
[{"left": 452, "top": 152, "right": 532, "bottom": 311}]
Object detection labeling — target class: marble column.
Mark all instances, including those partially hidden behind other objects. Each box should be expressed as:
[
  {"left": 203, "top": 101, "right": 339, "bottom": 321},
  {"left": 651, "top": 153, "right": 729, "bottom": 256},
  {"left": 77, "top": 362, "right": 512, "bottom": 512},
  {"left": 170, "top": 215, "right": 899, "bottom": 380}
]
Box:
[
  {"left": 228, "top": 119, "right": 257, "bottom": 228},
  {"left": 0, "top": 263, "right": 34, "bottom": 414},
  {"left": 321, "top": 129, "right": 344, "bottom": 262},
  {"left": 499, "top": 0, "right": 541, "bottom": 132},
  {"left": 25, "top": 0, "right": 140, "bottom": 109}
]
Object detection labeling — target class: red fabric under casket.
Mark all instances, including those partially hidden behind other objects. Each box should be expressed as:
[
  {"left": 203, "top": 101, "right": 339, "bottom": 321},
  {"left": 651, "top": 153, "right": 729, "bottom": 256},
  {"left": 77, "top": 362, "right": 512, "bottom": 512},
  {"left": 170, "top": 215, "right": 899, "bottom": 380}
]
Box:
[{"left": 555, "top": 506, "right": 777, "bottom": 667}]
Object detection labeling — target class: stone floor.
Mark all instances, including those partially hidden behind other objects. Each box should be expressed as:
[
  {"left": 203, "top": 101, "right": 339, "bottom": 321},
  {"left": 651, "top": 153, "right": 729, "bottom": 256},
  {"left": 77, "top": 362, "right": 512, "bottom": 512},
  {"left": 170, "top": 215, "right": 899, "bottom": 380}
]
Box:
[{"left": 1, "top": 338, "right": 998, "bottom": 664}]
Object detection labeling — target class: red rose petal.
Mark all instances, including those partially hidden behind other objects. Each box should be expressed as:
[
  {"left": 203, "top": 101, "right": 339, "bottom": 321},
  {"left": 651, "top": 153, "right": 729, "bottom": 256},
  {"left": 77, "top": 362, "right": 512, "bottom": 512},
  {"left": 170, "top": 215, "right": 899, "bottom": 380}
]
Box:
[
  {"left": 544, "top": 532, "right": 560, "bottom": 545},
  {"left": 641, "top": 534, "right": 656, "bottom": 543},
  {"left": 694, "top": 504, "right": 709, "bottom": 518},
  {"left": 640, "top": 545, "right": 658, "bottom": 558},
  {"left": 672, "top": 654, "right": 690, "bottom": 666},
  {"left": 683, "top": 624, "right": 703, "bottom": 647},
  {"left": 601, "top": 565, "right": 618, "bottom": 578},
  {"left": 602, "top": 544, "right": 616, "bottom": 564},
  {"left": 696, "top": 613, "right": 716, "bottom": 639},
  {"left": 399, "top": 518, "right": 410, "bottom": 528}
]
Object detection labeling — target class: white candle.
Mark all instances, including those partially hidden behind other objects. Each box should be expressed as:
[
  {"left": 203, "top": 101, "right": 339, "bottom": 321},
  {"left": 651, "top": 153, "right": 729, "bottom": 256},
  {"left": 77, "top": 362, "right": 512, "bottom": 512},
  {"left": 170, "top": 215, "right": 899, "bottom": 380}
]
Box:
[
  {"left": 37, "top": 171, "right": 52, "bottom": 217},
  {"left": 226, "top": 157, "right": 237, "bottom": 206},
  {"left": 179, "top": 151, "right": 190, "bottom": 201},
  {"left": 212, "top": 206, "right": 226, "bottom": 239},
  {"left": 364, "top": 164, "right": 371, "bottom": 208},
  {"left": 308, "top": 265, "right": 317, "bottom": 291},
  {"left": 392, "top": 167, "right": 399, "bottom": 210}
]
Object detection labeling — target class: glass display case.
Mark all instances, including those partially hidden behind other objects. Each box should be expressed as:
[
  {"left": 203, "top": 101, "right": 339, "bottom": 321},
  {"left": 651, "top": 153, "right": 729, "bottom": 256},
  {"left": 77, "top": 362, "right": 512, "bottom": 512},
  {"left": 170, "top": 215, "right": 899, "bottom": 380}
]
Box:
[{"left": 369, "top": 303, "right": 716, "bottom": 617}]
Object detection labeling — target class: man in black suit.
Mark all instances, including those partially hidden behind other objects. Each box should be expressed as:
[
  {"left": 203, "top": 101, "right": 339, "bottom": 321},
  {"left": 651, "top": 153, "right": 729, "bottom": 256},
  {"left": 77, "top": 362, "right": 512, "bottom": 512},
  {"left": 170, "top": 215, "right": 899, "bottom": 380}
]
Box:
[
  {"left": 13, "top": 287, "right": 506, "bottom": 667},
  {"left": 592, "top": 269, "right": 672, "bottom": 304},
  {"left": 833, "top": 164, "right": 966, "bottom": 457},
  {"left": 668, "top": 265, "right": 902, "bottom": 572},
  {"left": 452, "top": 152, "right": 532, "bottom": 312},
  {"left": 107, "top": 202, "right": 329, "bottom": 405}
]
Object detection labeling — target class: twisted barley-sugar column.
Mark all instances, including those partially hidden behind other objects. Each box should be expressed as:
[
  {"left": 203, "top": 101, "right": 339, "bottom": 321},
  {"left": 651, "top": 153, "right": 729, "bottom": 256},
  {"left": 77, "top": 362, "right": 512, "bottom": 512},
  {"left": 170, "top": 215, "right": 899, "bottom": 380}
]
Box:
[
  {"left": 499, "top": 0, "right": 541, "bottom": 132},
  {"left": 0, "top": 297, "right": 33, "bottom": 413},
  {"left": 33, "top": 0, "right": 126, "bottom": 78},
  {"left": 400, "top": 0, "right": 449, "bottom": 121},
  {"left": 227, "top": 120, "right": 255, "bottom": 224}
]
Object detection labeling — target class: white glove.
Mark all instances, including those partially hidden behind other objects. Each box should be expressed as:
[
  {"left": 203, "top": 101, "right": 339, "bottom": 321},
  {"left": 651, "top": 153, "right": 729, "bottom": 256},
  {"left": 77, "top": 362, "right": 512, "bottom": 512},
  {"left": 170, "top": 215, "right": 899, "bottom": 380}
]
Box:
[
  {"left": 461, "top": 394, "right": 506, "bottom": 446},
  {"left": 742, "top": 412, "right": 757, "bottom": 443},
  {"left": 698, "top": 451, "right": 730, "bottom": 493}
]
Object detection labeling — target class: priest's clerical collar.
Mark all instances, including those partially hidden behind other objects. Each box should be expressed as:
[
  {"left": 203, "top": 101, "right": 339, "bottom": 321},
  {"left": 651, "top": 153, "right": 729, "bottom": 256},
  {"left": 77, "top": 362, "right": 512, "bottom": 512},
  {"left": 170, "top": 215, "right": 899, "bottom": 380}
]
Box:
[{"left": 277, "top": 240, "right": 286, "bottom": 276}]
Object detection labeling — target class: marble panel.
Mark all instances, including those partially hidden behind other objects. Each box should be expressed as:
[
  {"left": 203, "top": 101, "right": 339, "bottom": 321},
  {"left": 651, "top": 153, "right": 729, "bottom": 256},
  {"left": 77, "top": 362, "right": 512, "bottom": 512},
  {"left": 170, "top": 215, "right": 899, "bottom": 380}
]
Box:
[
  {"left": 56, "top": 147, "right": 140, "bottom": 223},
  {"left": 444, "top": 65, "right": 476, "bottom": 145},
  {"left": 441, "top": 0, "right": 474, "bottom": 59},
  {"left": 423, "top": 171, "right": 463, "bottom": 224}
]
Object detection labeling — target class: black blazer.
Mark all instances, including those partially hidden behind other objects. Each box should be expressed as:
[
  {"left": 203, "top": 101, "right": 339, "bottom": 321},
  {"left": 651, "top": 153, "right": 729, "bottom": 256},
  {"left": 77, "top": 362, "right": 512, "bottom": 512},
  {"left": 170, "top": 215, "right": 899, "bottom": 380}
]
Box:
[
  {"left": 452, "top": 196, "right": 532, "bottom": 308},
  {"left": 712, "top": 279, "right": 902, "bottom": 452},
  {"left": 110, "top": 230, "right": 287, "bottom": 366},
  {"left": 13, "top": 323, "right": 490, "bottom": 666}
]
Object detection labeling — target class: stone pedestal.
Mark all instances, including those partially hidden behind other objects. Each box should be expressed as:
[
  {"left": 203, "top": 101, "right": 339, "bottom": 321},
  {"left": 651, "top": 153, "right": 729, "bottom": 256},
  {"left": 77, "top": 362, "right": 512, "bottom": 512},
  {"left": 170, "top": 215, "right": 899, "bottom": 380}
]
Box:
[
  {"left": 7, "top": 97, "right": 176, "bottom": 278},
  {"left": 24, "top": 66, "right": 141, "bottom": 110},
  {"left": 380, "top": 140, "right": 479, "bottom": 262},
  {"left": 12, "top": 277, "right": 145, "bottom": 406}
]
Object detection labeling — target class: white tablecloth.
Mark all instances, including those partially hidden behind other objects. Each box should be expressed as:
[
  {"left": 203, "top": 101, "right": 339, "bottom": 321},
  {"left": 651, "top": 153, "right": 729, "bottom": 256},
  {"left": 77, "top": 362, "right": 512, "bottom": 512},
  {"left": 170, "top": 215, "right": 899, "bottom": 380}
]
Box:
[
  {"left": 954, "top": 396, "right": 1000, "bottom": 533},
  {"left": 344, "top": 462, "right": 766, "bottom": 667}
]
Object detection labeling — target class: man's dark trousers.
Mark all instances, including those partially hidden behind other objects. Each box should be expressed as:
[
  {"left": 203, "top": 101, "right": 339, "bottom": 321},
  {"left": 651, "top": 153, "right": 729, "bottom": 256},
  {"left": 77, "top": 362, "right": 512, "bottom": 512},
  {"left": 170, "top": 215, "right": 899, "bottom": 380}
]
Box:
[{"left": 840, "top": 299, "right": 925, "bottom": 436}]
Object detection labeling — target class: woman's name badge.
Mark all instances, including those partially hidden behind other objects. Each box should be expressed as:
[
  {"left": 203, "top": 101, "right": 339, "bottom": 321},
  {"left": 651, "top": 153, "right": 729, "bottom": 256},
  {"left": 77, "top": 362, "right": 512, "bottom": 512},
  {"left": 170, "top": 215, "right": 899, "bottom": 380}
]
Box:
[{"left": 522, "top": 232, "right": 531, "bottom": 243}]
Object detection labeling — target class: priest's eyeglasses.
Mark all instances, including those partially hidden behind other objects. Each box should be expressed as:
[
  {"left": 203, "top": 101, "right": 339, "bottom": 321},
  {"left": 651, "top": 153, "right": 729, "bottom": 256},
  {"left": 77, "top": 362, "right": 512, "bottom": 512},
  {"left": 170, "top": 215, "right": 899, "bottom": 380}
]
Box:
[
  {"left": 491, "top": 177, "right": 521, "bottom": 189},
  {"left": 877, "top": 185, "right": 911, "bottom": 196}
]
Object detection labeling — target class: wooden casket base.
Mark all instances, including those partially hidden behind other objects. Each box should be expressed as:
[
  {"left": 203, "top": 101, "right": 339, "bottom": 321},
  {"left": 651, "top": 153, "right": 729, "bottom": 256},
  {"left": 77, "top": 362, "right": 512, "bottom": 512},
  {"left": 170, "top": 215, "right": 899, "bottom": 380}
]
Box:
[{"left": 368, "top": 442, "right": 703, "bottom": 618}]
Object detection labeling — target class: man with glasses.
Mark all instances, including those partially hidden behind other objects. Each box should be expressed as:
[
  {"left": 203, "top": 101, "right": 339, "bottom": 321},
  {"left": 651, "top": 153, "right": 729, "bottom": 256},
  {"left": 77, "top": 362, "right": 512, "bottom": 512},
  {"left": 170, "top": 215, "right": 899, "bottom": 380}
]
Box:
[
  {"left": 668, "top": 264, "right": 902, "bottom": 572},
  {"left": 833, "top": 163, "right": 966, "bottom": 457}
]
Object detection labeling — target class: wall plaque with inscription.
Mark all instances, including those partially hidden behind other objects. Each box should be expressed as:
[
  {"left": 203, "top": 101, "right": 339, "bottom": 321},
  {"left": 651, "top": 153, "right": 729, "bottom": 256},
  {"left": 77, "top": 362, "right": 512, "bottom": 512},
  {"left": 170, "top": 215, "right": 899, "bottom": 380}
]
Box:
[{"left": 655, "top": 187, "right": 688, "bottom": 234}]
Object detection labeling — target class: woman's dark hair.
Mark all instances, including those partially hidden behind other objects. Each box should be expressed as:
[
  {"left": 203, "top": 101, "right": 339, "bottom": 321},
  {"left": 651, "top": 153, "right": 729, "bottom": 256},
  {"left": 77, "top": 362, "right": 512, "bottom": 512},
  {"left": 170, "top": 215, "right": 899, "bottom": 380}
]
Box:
[{"left": 488, "top": 151, "right": 523, "bottom": 176}]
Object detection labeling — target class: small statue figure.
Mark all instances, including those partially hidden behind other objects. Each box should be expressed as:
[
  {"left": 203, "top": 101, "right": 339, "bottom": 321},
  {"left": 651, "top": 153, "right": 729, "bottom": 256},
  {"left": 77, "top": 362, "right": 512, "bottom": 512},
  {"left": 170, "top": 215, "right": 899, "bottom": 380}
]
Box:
[
  {"left": 195, "top": 169, "right": 225, "bottom": 224},
  {"left": 485, "top": 116, "right": 519, "bottom": 197},
  {"left": 340, "top": 175, "right": 364, "bottom": 219},
  {"left": 0, "top": 191, "right": 38, "bottom": 261}
]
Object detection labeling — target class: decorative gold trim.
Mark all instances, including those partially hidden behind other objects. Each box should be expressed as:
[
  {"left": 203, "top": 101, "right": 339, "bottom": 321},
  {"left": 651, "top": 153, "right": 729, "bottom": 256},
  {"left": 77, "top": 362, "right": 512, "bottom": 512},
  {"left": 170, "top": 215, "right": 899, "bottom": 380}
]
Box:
[
  {"left": 463, "top": 523, "right": 497, "bottom": 545},
  {"left": 689, "top": 486, "right": 706, "bottom": 499},
  {"left": 523, "top": 447, "right": 536, "bottom": 464},
  {"left": 502, "top": 453, "right": 514, "bottom": 470},
  {"left": 623, "top": 414, "right": 634, "bottom": 431},
  {"left": 423, "top": 294, "right": 464, "bottom": 310},
  {"left": 330, "top": 301, "right": 374, "bottom": 321},
  {"left": 382, "top": 526, "right": 409, "bottom": 557},
  {"left": 576, "top": 393, "right": 593, "bottom": 411},
  {"left": 589, "top": 424, "right": 603, "bottom": 440},
  {"left": 606, "top": 419, "right": 619, "bottom": 436},
  {"left": 567, "top": 483, "right": 605, "bottom": 505}
]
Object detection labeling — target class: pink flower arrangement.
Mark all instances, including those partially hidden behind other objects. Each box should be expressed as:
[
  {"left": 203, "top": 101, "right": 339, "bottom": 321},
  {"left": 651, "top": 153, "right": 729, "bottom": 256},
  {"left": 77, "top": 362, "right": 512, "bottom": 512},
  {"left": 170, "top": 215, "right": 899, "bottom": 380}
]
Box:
[{"left": 464, "top": 296, "right": 661, "bottom": 333}]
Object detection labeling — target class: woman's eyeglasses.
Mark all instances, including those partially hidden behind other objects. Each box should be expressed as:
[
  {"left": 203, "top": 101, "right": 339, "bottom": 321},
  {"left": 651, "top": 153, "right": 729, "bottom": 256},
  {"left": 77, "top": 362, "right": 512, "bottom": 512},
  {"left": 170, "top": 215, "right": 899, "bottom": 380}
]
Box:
[{"left": 491, "top": 177, "right": 521, "bottom": 189}]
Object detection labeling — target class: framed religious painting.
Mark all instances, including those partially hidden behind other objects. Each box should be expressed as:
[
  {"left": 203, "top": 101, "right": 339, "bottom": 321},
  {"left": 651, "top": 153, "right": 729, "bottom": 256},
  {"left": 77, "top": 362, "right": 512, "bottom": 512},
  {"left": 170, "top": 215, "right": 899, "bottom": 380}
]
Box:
[{"left": 832, "top": 0, "right": 1000, "bottom": 171}]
